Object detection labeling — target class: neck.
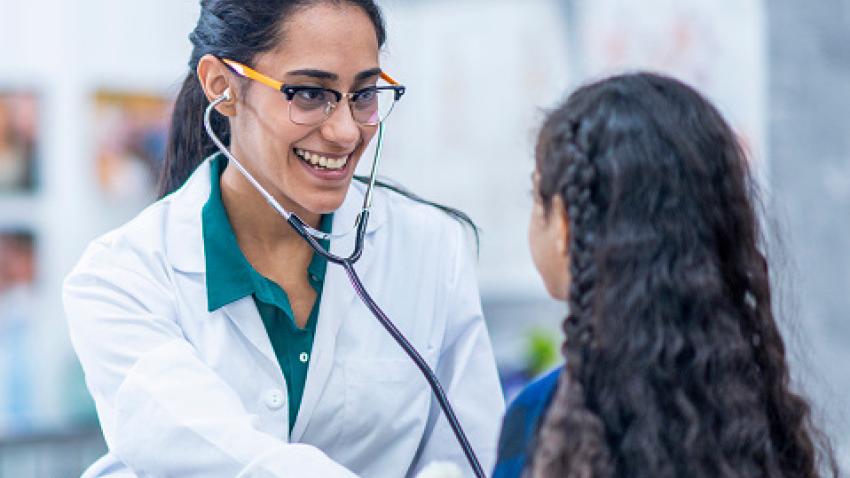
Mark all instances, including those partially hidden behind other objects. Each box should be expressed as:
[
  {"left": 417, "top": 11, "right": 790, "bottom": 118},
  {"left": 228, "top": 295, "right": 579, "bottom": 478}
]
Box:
[{"left": 219, "top": 160, "right": 320, "bottom": 254}]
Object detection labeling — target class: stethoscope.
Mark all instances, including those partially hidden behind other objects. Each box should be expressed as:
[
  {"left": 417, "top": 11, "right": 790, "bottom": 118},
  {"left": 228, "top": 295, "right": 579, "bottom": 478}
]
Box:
[{"left": 204, "top": 90, "right": 487, "bottom": 478}]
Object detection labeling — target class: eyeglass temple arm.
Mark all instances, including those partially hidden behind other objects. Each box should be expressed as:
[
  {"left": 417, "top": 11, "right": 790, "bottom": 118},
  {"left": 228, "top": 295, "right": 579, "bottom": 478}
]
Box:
[
  {"left": 222, "top": 58, "right": 402, "bottom": 89},
  {"left": 221, "top": 59, "right": 283, "bottom": 90},
  {"left": 380, "top": 71, "right": 400, "bottom": 86}
]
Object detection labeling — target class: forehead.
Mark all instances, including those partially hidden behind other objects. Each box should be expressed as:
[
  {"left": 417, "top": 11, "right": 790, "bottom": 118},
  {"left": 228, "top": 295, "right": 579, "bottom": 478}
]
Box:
[{"left": 259, "top": 3, "right": 380, "bottom": 78}]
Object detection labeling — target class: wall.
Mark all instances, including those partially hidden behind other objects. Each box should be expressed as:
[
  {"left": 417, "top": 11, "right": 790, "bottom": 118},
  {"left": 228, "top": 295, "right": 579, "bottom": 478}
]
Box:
[{"left": 768, "top": 0, "right": 850, "bottom": 466}]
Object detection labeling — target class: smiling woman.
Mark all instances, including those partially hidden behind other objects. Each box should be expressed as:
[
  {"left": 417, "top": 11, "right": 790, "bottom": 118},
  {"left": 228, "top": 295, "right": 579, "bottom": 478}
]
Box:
[
  {"left": 62, "top": 1, "right": 504, "bottom": 477},
  {"left": 168, "top": 1, "right": 387, "bottom": 219}
]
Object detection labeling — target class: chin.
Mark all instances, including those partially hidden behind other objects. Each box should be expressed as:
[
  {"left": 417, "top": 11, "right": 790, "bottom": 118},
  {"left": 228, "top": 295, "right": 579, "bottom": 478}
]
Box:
[{"left": 302, "top": 190, "right": 350, "bottom": 215}]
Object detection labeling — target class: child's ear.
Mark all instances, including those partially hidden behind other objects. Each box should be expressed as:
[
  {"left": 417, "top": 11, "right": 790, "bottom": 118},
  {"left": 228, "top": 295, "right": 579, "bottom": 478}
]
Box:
[{"left": 551, "top": 195, "right": 570, "bottom": 257}]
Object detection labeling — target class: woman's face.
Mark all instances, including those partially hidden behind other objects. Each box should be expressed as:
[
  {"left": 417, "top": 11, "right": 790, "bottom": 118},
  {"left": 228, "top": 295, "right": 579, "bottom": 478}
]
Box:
[
  {"left": 528, "top": 171, "right": 571, "bottom": 301},
  {"left": 229, "top": 3, "right": 381, "bottom": 215}
]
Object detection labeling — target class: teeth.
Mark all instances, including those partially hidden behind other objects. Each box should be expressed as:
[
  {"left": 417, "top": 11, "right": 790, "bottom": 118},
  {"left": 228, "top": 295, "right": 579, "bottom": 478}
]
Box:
[{"left": 295, "top": 148, "right": 348, "bottom": 170}]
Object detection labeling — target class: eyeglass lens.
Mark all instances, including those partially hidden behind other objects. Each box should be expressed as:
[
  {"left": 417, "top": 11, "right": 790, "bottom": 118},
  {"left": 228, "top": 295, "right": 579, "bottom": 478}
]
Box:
[{"left": 288, "top": 88, "right": 396, "bottom": 126}]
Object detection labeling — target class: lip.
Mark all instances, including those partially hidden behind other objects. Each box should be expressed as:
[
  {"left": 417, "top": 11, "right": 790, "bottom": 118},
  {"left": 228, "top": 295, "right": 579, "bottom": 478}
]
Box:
[{"left": 293, "top": 147, "right": 355, "bottom": 182}]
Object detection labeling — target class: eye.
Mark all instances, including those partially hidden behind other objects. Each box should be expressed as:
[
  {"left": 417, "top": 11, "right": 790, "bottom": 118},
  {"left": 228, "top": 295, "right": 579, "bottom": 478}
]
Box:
[
  {"left": 296, "top": 89, "right": 327, "bottom": 102},
  {"left": 352, "top": 87, "right": 378, "bottom": 107},
  {"left": 289, "top": 88, "right": 330, "bottom": 110}
]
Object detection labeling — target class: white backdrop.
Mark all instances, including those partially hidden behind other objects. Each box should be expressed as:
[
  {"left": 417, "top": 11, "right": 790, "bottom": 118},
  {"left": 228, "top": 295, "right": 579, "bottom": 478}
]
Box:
[
  {"left": 363, "top": 0, "right": 572, "bottom": 298},
  {"left": 574, "top": 0, "right": 768, "bottom": 171}
]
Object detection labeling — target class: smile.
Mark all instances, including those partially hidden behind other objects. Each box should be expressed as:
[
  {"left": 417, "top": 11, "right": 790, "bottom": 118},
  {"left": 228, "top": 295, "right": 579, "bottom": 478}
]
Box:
[{"left": 294, "top": 148, "right": 350, "bottom": 171}]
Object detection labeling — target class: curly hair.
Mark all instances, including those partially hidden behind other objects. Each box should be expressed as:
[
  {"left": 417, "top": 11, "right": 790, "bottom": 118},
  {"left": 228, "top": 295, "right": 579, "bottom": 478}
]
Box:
[{"left": 529, "top": 73, "right": 837, "bottom": 478}]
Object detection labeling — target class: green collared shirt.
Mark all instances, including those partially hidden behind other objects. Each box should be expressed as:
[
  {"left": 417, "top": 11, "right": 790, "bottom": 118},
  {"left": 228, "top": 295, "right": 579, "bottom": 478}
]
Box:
[{"left": 201, "top": 154, "right": 332, "bottom": 434}]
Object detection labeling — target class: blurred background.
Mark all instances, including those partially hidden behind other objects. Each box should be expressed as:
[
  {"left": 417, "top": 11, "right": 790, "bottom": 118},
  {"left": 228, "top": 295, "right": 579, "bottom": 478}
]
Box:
[{"left": 0, "top": 0, "right": 847, "bottom": 475}]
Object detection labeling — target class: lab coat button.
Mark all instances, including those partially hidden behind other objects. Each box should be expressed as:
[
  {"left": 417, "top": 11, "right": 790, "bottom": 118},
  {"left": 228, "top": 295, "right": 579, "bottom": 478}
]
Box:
[{"left": 264, "top": 389, "right": 285, "bottom": 410}]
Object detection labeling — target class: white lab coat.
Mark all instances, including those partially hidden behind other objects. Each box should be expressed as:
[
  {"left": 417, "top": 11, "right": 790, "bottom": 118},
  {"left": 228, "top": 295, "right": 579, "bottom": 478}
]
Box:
[{"left": 64, "top": 159, "right": 504, "bottom": 478}]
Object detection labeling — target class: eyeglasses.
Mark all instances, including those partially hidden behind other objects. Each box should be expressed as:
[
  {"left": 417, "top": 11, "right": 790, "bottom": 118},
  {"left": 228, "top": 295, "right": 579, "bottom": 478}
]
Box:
[{"left": 221, "top": 58, "right": 406, "bottom": 127}]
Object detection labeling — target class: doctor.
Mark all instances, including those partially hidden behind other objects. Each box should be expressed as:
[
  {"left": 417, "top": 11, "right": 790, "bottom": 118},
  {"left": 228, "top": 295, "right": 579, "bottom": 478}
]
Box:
[{"left": 63, "top": 1, "right": 504, "bottom": 476}]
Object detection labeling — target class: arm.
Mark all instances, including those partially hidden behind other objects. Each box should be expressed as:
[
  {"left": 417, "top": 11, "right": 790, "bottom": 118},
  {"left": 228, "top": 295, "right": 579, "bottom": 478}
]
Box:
[
  {"left": 64, "top": 239, "right": 358, "bottom": 477},
  {"left": 410, "top": 224, "right": 506, "bottom": 477}
]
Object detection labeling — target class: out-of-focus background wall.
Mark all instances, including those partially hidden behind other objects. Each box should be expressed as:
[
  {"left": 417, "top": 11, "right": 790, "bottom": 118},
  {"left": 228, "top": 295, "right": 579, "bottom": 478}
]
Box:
[{"left": 0, "top": 0, "right": 846, "bottom": 476}]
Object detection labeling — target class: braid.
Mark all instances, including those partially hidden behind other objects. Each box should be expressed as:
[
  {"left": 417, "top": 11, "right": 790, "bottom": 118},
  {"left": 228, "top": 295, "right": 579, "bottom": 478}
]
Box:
[{"left": 531, "top": 119, "right": 612, "bottom": 478}]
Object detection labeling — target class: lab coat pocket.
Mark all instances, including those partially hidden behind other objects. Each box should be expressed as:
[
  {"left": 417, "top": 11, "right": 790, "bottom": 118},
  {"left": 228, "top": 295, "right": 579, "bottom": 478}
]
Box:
[{"left": 341, "top": 358, "right": 431, "bottom": 465}]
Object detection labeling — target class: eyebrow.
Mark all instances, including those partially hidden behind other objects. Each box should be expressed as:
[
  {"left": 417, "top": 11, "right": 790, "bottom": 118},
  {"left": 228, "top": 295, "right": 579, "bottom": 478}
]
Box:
[
  {"left": 285, "top": 68, "right": 383, "bottom": 82},
  {"left": 355, "top": 68, "right": 383, "bottom": 81}
]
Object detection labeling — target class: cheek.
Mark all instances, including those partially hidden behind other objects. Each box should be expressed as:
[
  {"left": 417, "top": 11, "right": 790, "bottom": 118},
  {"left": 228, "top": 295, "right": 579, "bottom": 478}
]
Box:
[
  {"left": 528, "top": 209, "right": 555, "bottom": 282},
  {"left": 263, "top": 112, "right": 303, "bottom": 154},
  {"left": 527, "top": 208, "right": 544, "bottom": 269},
  {"left": 348, "top": 126, "right": 377, "bottom": 163},
  {"left": 528, "top": 206, "right": 570, "bottom": 301},
  {"left": 240, "top": 92, "right": 299, "bottom": 152}
]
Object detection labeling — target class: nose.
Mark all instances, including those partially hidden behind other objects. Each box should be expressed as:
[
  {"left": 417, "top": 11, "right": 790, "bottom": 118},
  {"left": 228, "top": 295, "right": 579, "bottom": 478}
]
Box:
[{"left": 320, "top": 99, "right": 361, "bottom": 148}]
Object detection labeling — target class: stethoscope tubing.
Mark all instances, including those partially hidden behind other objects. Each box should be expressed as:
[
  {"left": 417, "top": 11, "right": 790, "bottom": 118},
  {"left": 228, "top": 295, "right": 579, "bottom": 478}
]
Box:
[
  {"left": 340, "top": 259, "right": 487, "bottom": 478},
  {"left": 291, "top": 213, "right": 485, "bottom": 477},
  {"left": 204, "top": 94, "right": 487, "bottom": 477}
]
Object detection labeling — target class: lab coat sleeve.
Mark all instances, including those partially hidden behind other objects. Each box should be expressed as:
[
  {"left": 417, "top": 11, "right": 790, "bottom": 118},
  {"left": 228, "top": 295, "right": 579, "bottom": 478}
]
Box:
[
  {"left": 409, "top": 223, "right": 505, "bottom": 477},
  {"left": 64, "top": 239, "right": 359, "bottom": 478}
]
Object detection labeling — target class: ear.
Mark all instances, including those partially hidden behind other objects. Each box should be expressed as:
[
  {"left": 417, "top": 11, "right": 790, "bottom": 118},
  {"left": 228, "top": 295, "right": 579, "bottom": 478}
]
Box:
[
  {"left": 551, "top": 195, "right": 570, "bottom": 258},
  {"left": 197, "top": 53, "right": 238, "bottom": 116}
]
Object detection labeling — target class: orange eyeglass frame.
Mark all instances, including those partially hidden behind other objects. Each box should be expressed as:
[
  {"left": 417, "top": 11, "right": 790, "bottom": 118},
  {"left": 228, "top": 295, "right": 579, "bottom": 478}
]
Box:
[{"left": 221, "top": 58, "right": 402, "bottom": 90}]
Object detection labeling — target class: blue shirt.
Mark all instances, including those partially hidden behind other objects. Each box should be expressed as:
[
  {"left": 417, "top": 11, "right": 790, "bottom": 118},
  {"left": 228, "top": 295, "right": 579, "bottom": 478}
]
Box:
[{"left": 492, "top": 367, "right": 562, "bottom": 478}]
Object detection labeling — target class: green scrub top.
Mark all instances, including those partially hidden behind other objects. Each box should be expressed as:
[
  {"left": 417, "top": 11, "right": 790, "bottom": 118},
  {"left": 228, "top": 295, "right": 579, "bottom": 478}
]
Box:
[{"left": 201, "top": 153, "right": 332, "bottom": 434}]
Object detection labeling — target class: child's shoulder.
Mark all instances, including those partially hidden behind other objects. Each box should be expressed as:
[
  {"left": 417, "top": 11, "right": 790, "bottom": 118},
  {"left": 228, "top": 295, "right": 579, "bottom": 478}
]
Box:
[
  {"left": 493, "top": 367, "right": 562, "bottom": 478},
  {"left": 512, "top": 367, "right": 561, "bottom": 409}
]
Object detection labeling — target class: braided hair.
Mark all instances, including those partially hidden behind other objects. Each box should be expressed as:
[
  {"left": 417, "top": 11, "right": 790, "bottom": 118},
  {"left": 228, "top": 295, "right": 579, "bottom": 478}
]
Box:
[
  {"left": 531, "top": 96, "right": 612, "bottom": 478},
  {"left": 528, "top": 73, "right": 837, "bottom": 478}
]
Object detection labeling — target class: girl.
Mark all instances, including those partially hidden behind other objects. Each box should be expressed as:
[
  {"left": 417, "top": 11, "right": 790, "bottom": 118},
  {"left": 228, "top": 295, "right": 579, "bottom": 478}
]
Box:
[{"left": 494, "top": 72, "right": 837, "bottom": 478}]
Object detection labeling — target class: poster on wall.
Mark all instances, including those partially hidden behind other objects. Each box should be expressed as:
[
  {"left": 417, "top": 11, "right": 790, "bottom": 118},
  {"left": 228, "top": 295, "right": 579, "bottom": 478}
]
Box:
[
  {"left": 0, "top": 92, "right": 38, "bottom": 193},
  {"left": 0, "top": 230, "right": 37, "bottom": 436},
  {"left": 573, "top": 0, "right": 767, "bottom": 170},
  {"left": 93, "top": 91, "right": 172, "bottom": 202}
]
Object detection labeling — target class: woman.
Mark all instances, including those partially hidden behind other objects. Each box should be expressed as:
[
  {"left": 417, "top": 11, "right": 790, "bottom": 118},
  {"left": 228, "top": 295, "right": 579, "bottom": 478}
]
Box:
[
  {"left": 493, "top": 73, "right": 837, "bottom": 478},
  {"left": 64, "top": 1, "right": 503, "bottom": 476}
]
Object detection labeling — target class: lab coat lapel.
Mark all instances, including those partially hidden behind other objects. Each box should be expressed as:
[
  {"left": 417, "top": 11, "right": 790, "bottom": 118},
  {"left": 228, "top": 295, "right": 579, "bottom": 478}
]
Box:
[
  {"left": 290, "top": 182, "right": 384, "bottom": 441},
  {"left": 167, "top": 160, "right": 211, "bottom": 274},
  {"left": 168, "top": 160, "right": 281, "bottom": 372},
  {"left": 219, "top": 296, "right": 280, "bottom": 371}
]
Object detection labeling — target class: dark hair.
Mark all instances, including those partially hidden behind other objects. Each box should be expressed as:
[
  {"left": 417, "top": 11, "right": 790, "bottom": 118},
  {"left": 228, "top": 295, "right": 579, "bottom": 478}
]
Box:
[
  {"left": 530, "top": 73, "right": 837, "bottom": 478},
  {"left": 159, "top": 0, "right": 478, "bottom": 241}
]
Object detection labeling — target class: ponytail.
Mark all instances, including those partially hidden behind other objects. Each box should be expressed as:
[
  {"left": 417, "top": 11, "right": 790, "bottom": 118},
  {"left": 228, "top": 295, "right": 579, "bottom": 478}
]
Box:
[{"left": 157, "top": 72, "right": 229, "bottom": 198}]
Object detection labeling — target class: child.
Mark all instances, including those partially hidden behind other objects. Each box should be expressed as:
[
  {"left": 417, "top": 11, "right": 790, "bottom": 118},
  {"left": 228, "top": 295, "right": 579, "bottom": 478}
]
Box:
[{"left": 493, "top": 73, "right": 837, "bottom": 478}]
